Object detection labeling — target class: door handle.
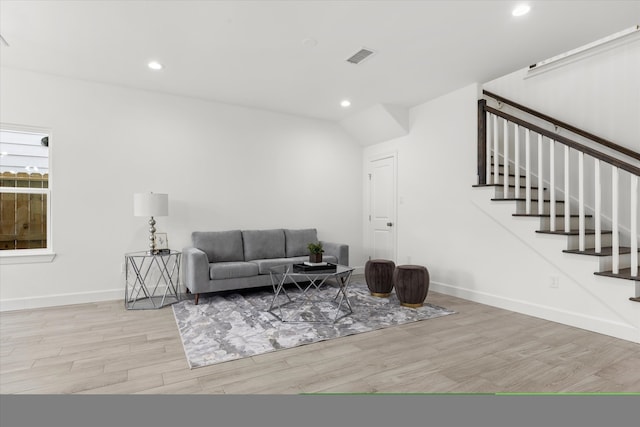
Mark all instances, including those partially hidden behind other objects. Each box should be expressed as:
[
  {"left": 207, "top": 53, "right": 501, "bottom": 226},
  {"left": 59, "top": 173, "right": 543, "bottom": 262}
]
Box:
[{"left": 387, "top": 222, "right": 393, "bottom": 227}]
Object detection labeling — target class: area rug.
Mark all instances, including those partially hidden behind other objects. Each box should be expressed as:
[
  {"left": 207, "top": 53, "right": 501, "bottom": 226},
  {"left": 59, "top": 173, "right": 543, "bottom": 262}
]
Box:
[{"left": 172, "top": 280, "right": 456, "bottom": 369}]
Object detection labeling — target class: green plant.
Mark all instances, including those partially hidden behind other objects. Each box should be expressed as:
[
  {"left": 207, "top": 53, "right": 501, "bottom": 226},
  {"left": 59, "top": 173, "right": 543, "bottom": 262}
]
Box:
[{"left": 307, "top": 242, "right": 324, "bottom": 254}]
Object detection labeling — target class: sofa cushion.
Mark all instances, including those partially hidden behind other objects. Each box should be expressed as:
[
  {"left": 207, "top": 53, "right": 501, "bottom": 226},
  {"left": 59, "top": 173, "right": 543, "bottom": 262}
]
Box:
[
  {"left": 192, "top": 230, "right": 244, "bottom": 263},
  {"left": 251, "top": 255, "right": 338, "bottom": 275},
  {"left": 209, "top": 261, "right": 259, "bottom": 280},
  {"left": 284, "top": 228, "right": 318, "bottom": 258},
  {"left": 242, "top": 229, "right": 285, "bottom": 261}
]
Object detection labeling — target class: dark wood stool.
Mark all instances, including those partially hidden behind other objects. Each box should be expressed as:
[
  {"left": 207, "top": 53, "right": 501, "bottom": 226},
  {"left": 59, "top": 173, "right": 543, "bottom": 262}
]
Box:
[
  {"left": 393, "top": 264, "right": 430, "bottom": 308},
  {"left": 364, "top": 259, "right": 396, "bottom": 297}
]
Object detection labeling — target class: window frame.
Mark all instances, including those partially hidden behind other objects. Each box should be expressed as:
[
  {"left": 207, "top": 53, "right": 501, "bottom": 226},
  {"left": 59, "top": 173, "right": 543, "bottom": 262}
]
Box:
[{"left": 0, "top": 124, "right": 55, "bottom": 264}]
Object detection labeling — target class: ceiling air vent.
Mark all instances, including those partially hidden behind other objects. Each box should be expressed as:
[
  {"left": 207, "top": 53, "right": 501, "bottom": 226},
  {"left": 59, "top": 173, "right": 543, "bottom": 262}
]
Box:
[{"left": 346, "top": 48, "right": 375, "bottom": 64}]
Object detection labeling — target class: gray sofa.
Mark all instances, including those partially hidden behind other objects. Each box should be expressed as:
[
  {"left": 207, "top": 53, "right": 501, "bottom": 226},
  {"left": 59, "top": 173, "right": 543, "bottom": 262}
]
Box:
[{"left": 182, "top": 228, "right": 349, "bottom": 304}]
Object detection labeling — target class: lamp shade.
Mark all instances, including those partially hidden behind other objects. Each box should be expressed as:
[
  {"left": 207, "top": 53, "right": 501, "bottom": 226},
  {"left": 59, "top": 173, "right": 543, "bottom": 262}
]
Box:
[{"left": 133, "top": 192, "right": 168, "bottom": 217}]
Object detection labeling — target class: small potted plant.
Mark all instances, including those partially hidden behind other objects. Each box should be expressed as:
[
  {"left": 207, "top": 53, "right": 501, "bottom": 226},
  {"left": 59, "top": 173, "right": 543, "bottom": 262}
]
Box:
[{"left": 307, "top": 242, "right": 324, "bottom": 263}]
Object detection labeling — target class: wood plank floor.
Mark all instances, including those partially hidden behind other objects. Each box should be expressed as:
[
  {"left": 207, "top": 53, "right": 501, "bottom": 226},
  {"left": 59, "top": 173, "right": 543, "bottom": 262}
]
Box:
[{"left": 2, "top": 279, "right": 639, "bottom": 394}]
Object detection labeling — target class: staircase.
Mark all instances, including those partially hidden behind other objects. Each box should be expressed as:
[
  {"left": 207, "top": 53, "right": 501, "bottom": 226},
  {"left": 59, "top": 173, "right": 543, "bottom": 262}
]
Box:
[{"left": 474, "top": 91, "right": 640, "bottom": 302}]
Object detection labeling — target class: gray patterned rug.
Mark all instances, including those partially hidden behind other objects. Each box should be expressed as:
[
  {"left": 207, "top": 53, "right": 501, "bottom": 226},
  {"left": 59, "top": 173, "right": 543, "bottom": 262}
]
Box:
[{"left": 172, "top": 280, "right": 456, "bottom": 369}]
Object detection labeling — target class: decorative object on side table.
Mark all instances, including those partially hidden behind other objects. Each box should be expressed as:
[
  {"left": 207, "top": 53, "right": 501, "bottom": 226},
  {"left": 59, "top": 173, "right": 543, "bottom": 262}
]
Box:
[
  {"left": 133, "top": 192, "right": 168, "bottom": 255},
  {"left": 307, "top": 242, "right": 324, "bottom": 263},
  {"left": 154, "top": 232, "right": 169, "bottom": 252}
]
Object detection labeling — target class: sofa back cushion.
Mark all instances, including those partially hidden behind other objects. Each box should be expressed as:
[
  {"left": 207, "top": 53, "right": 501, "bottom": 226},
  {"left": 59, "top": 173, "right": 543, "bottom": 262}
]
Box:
[
  {"left": 192, "top": 230, "right": 244, "bottom": 263},
  {"left": 284, "top": 228, "right": 318, "bottom": 257},
  {"left": 242, "top": 229, "right": 285, "bottom": 261}
]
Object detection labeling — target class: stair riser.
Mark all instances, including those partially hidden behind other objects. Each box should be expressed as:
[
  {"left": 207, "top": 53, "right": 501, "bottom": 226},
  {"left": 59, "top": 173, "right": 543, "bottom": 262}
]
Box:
[
  {"left": 567, "top": 234, "right": 613, "bottom": 250},
  {"left": 541, "top": 217, "right": 590, "bottom": 231},
  {"left": 599, "top": 253, "right": 639, "bottom": 271},
  {"left": 495, "top": 187, "right": 542, "bottom": 199},
  {"left": 515, "top": 201, "right": 566, "bottom": 215},
  {"left": 490, "top": 175, "right": 528, "bottom": 186}
]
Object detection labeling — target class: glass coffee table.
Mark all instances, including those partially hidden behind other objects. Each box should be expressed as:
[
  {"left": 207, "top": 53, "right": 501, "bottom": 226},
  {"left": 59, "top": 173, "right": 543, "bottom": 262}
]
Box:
[{"left": 268, "top": 263, "right": 355, "bottom": 323}]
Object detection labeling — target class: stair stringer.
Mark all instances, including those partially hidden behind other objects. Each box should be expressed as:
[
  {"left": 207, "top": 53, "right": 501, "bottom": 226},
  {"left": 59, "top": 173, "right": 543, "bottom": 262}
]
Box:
[{"left": 453, "top": 187, "right": 640, "bottom": 343}]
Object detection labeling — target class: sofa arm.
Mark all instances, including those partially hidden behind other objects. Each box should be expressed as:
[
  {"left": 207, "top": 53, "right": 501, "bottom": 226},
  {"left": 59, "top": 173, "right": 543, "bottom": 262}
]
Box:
[
  {"left": 320, "top": 241, "right": 349, "bottom": 266},
  {"left": 182, "top": 247, "right": 210, "bottom": 293}
]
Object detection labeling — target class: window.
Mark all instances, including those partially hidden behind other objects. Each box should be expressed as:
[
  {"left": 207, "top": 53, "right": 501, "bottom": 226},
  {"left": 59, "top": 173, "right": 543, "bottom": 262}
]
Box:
[{"left": 0, "top": 127, "right": 53, "bottom": 261}]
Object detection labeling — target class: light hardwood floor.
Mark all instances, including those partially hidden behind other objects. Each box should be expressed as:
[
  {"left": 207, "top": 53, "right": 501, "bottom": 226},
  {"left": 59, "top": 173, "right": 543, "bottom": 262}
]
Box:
[{"left": 2, "top": 280, "right": 639, "bottom": 394}]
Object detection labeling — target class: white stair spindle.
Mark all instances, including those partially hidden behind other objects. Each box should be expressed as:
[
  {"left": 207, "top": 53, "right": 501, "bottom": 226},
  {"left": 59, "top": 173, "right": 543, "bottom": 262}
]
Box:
[
  {"left": 504, "top": 120, "right": 509, "bottom": 197},
  {"left": 564, "top": 146, "right": 570, "bottom": 232},
  {"left": 486, "top": 113, "right": 492, "bottom": 184},
  {"left": 538, "top": 134, "right": 543, "bottom": 216},
  {"left": 594, "top": 160, "right": 601, "bottom": 253},
  {"left": 631, "top": 174, "right": 638, "bottom": 276},
  {"left": 514, "top": 125, "right": 520, "bottom": 199},
  {"left": 578, "top": 152, "right": 585, "bottom": 251},
  {"left": 493, "top": 115, "right": 499, "bottom": 188},
  {"left": 549, "top": 140, "right": 556, "bottom": 231},
  {"left": 612, "top": 166, "right": 619, "bottom": 274},
  {"left": 525, "top": 130, "right": 531, "bottom": 214}
]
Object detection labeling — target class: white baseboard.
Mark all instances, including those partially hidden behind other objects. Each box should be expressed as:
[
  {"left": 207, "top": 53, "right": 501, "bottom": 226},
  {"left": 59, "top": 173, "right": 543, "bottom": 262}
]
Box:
[
  {"left": 430, "top": 280, "right": 640, "bottom": 344},
  {"left": 0, "top": 270, "right": 366, "bottom": 312},
  {"left": 0, "top": 288, "right": 123, "bottom": 312}
]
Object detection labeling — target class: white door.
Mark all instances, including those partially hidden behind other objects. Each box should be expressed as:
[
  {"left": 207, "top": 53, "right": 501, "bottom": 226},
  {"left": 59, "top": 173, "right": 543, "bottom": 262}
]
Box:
[{"left": 368, "top": 154, "right": 397, "bottom": 262}]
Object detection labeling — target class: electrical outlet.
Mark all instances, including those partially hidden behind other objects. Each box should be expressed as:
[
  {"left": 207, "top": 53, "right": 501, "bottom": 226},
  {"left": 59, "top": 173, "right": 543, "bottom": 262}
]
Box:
[
  {"left": 407, "top": 256, "right": 412, "bottom": 264},
  {"left": 550, "top": 276, "right": 560, "bottom": 288}
]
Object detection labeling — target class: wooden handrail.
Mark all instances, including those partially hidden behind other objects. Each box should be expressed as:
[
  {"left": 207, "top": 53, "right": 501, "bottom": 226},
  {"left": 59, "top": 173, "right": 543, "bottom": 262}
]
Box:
[
  {"left": 484, "top": 105, "right": 640, "bottom": 177},
  {"left": 483, "top": 90, "right": 640, "bottom": 162}
]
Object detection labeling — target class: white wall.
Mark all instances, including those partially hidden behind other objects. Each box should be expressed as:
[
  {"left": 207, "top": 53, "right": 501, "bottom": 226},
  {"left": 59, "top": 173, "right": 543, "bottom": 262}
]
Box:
[
  {"left": 483, "top": 36, "right": 640, "bottom": 153},
  {"left": 363, "top": 83, "right": 639, "bottom": 343},
  {"left": 0, "top": 67, "right": 364, "bottom": 309}
]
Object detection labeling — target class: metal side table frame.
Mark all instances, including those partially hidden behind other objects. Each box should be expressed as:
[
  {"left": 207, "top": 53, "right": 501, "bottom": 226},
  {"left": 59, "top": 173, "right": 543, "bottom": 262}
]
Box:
[{"left": 125, "top": 250, "right": 181, "bottom": 309}]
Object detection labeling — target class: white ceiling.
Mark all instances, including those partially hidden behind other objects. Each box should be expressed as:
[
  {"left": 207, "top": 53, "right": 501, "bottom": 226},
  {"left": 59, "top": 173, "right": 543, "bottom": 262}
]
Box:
[{"left": 1, "top": 1, "right": 639, "bottom": 121}]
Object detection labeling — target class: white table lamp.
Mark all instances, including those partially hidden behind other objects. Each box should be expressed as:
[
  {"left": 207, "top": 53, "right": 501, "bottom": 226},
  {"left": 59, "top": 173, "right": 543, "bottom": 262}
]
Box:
[{"left": 134, "top": 192, "right": 168, "bottom": 254}]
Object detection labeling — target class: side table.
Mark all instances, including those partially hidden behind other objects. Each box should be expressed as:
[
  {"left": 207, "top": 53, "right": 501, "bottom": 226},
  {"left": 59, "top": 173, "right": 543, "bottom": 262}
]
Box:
[{"left": 125, "top": 250, "right": 181, "bottom": 309}]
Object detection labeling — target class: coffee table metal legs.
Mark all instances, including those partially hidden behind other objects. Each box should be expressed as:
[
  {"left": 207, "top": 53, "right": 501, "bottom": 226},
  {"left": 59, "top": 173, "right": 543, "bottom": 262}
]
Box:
[{"left": 268, "top": 269, "right": 353, "bottom": 323}]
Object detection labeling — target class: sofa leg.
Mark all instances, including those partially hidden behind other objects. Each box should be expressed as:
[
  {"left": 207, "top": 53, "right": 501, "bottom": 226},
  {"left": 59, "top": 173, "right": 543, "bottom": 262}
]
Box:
[{"left": 194, "top": 293, "right": 199, "bottom": 305}]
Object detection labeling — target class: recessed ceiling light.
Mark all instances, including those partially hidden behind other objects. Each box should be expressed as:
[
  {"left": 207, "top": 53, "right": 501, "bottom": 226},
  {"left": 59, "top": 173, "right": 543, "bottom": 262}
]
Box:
[
  {"left": 340, "top": 100, "right": 351, "bottom": 108},
  {"left": 512, "top": 4, "right": 531, "bottom": 16},
  {"left": 148, "top": 61, "right": 163, "bottom": 70}
]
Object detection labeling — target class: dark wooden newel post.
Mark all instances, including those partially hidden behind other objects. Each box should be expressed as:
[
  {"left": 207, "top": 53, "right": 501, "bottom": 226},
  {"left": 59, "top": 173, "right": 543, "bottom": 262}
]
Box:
[{"left": 477, "top": 99, "right": 487, "bottom": 185}]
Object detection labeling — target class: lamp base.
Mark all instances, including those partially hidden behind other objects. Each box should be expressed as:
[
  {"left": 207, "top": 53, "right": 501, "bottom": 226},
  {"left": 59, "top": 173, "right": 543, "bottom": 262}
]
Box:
[{"left": 148, "top": 248, "right": 171, "bottom": 255}]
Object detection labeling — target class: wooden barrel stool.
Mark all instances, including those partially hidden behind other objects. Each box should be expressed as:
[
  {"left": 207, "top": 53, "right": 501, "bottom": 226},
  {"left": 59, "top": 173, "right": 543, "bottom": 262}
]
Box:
[
  {"left": 393, "top": 265, "right": 430, "bottom": 308},
  {"left": 364, "top": 259, "right": 396, "bottom": 297}
]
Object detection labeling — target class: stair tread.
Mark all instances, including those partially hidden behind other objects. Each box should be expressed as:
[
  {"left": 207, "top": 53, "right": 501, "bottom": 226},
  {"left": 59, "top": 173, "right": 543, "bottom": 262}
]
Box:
[
  {"left": 594, "top": 268, "right": 640, "bottom": 281},
  {"left": 492, "top": 172, "right": 522, "bottom": 178},
  {"left": 513, "top": 213, "right": 592, "bottom": 218},
  {"left": 473, "top": 184, "right": 544, "bottom": 190},
  {"left": 563, "top": 247, "right": 638, "bottom": 256},
  {"left": 491, "top": 198, "right": 565, "bottom": 203},
  {"left": 536, "top": 229, "right": 612, "bottom": 236}
]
